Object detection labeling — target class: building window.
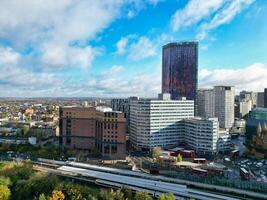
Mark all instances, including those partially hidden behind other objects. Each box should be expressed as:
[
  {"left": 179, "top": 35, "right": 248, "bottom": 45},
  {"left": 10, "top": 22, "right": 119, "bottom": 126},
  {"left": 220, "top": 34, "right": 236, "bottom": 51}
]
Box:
[
  {"left": 111, "top": 145, "right": 117, "bottom": 154},
  {"left": 104, "top": 145, "right": 109, "bottom": 154}
]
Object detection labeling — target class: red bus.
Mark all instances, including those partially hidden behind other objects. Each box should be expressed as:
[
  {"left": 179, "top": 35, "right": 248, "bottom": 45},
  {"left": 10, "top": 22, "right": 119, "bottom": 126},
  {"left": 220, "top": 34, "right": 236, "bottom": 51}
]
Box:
[
  {"left": 192, "top": 168, "right": 208, "bottom": 176},
  {"left": 193, "top": 158, "right": 207, "bottom": 164},
  {"left": 181, "top": 150, "right": 196, "bottom": 158}
]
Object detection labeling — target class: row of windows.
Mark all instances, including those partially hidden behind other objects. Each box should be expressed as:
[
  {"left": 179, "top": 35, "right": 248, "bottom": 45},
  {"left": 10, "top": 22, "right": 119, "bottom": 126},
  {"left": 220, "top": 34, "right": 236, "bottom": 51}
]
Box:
[
  {"left": 104, "top": 112, "right": 118, "bottom": 118},
  {"left": 104, "top": 135, "right": 118, "bottom": 138},
  {"left": 103, "top": 139, "right": 118, "bottom": 142}
]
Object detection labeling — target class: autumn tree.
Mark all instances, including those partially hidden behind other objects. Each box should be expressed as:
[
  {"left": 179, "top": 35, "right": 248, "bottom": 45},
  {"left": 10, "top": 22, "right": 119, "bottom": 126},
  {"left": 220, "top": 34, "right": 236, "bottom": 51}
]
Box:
[
  {"left": 0, "top": 185, "right": 11, "bottom": 200},
  {"left": 152, "top": 147, "right": 162, "bottom": 160},
  {"left": 48, "top": 190, "right": 65, "bottom": 200}
]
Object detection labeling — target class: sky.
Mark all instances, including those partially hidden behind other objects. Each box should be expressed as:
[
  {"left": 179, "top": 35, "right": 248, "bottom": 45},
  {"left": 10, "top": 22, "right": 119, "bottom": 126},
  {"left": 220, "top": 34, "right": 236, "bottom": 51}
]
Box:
[{"left": 0, "top": 0, "right": 266, "bottom": 97}]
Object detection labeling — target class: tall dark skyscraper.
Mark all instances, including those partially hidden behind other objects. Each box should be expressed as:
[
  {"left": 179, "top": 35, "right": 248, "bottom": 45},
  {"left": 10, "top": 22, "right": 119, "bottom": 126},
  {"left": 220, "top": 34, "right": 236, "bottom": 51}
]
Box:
[
  {"left": 162, "top": 41, "right": 198, "bottom": 101},
  {"left": 264, "top": 88, "right": 267, "bottom": 108}
]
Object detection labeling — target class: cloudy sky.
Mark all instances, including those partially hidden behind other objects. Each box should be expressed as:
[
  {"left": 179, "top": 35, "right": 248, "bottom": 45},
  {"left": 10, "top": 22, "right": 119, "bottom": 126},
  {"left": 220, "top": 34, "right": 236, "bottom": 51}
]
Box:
[{"left": 0, "top": 0, "right": 266, "bottom": 97}]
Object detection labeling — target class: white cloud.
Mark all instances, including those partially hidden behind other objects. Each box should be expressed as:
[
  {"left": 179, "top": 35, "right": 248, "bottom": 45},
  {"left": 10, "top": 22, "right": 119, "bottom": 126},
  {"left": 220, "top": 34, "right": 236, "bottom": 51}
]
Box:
[
  {"left": 82, "top": 64, "right": 161, "bottom": 97},
  {"left": 171, "top": 0, "right": 225, "bottom": 31},
  {"left": 116, "top": 37, "right": 129, "bottom": 54},
  {"left": 41, "top": 44, "right": 96, "bottom": 69},
  {"left": 170, "top": 0, "right": 255, "bottom": 40},
  {"left": 0, "top": 46, "right": 62, "bottom": 96},
  {"left": 0, "top": 0, "right": 124, "bottom": 45},
  {"left": 199, "top": 62, "right": 267, "bottom": 92},
  {"left": 197, "top": 0, "right": 255, "bottom": 40},
  {"left": 128, "top": 36, "right": 157, "bottom": 60},
  {"left": 0, "top": 47, "right": 20, "bottom": 65},
  {"left": 115, "top": 33, "right": 170, "bottom": 61},
  {"left": 0, "top": 0, "right": 147, "bottom": 69}
]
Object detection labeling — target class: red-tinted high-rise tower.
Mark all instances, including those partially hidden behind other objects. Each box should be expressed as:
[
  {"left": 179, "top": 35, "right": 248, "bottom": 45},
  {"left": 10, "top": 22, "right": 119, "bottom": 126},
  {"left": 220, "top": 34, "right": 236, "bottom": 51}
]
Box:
[{"left": 162, "top": 41, "right": 198, "bottom": 102}]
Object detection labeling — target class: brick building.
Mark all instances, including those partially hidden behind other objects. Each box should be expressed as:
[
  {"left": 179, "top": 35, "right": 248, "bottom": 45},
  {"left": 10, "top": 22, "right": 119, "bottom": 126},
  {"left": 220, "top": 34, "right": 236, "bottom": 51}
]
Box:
[{"left": 59, "top": 106, "right": 126, "bottom": 159}]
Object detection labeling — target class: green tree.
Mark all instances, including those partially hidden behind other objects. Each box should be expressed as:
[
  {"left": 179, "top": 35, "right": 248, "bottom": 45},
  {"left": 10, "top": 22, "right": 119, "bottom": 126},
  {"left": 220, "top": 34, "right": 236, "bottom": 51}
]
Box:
[
  {"left": 157, "top": 193, "right": 175, "bottom": 200},
  {"left": 86, "top": 194, "right": 97, "bottom": 200},
  {"left": 0, "top": 185, "right": 11, "bottom": 200},
  {"left": 62, "top": 184, "right": 83, "bottom": 200},
  {"left": 177, "top": 154, "right": 182, "bottom": 162},
  {"left": 39, "top": 193, "right": 47, "bottom": 200},
  {"left": 21, "top": 125, "right": 30, "bottom": 137},
  {"left": 121, "top": 187, "right": 132, "bottom": 199},
  {"left": 135, "top": 191, "right": 152, "bottom": 200},
  {"left": 114, "top": 189, "right": 124, "bottom": 200},
  {"left": 0, "top": 176, "right": 11, "bottom": 186},
  {"left": 98, "top": 189, "right": 114, "bottom": 200},
  {"left": 152, "top": 147, "right": 162, "bottom": 159},
  {"left": 13, "top": 173, "right": 59, "bottom": 200}
]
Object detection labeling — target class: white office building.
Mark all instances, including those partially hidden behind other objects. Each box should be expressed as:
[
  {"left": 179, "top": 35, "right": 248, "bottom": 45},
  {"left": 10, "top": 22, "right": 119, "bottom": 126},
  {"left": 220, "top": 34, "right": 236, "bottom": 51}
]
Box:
[
  {"left": 214, "top": 86, "right": 235, "bottom": 129},
  {"left": 130, "top": 93, "right": 194, "bottom": 150},
  {"left": 183, "top": 117, "right": 219, "bottom": 154},
  {"left": 217, "top": 129, "right": 232, "bottom": 153},
  {"left": 239, "top": 99, "right": 252, "bottom": 118},
  {"left": 239, "top": 90, "right": 257, "bottom": 107},
  {"left": 197, "top": 89, "right": 215, "bottom": 118}
]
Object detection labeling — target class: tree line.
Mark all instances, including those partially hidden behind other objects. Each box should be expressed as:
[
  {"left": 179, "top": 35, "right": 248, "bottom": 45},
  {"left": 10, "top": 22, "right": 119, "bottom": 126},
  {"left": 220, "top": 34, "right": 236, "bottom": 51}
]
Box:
[{"left": 0, "top": 162, "right": 175, "bottom": 200}]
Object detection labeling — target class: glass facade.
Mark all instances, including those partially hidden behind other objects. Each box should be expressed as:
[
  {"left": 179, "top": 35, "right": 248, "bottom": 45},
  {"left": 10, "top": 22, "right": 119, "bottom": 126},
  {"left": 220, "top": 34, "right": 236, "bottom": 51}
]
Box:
[
  {"left": 162, "top": 42, "right": 198, "bottom": 101},
  {"left": 246, "top": 108, "right": 267, "bottom": 142}
]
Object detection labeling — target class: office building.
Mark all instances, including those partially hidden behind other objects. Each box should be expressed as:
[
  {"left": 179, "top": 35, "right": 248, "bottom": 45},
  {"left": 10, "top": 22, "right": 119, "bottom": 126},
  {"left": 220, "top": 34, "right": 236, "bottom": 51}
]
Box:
[
  {"left": 246, "top": 107, "right": 267, "bottom": 144},
  {"left": 59, "top": 106, "right": 126, "bottom": 159},
  {"left": 239, "top": 91, "right": 257, "bottom": 107},
  {"left": 196, "top": 89, "right": 215, "bottom": 118},
  {"left": 130, "top": 93, "right": 194, "bottom": 151},
  {"left": 162, "top": 41, "right": 198, "bottom": 102},
  {"left": 232, "top": 119, "right": 246, "bottom": 135},
  {"left": 183, "top": 117, "right": 219, "bottom": 154},
  {"left": 214, "top": 86, "right": 235, "bottom": 129},
  {"left": 257, "top": 92, "right": 264, "bottom": 107},
  {"left": 217, "top": 129, "right": 232, "bottom": 153},
  {"left": 264, "top": 88, "right": 267, "bottom": 108},
  {"left": 111, "top": 96, "right": 139, "bottom": 131},
  {"left": 129, "top": 93, "right": 229, "bottom": 154},
  {"left": 239, "top": 99, "right": 252, "bottom": 118},
  {"left": 251, "top": 123, "right": 267, "bottom": 159}
]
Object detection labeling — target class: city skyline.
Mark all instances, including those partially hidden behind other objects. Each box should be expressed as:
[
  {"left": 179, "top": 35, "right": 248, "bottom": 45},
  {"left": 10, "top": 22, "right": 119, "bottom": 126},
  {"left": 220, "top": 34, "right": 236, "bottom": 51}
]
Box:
[{"left": 0, "top": 0, "right": 266, "bottom": 97}]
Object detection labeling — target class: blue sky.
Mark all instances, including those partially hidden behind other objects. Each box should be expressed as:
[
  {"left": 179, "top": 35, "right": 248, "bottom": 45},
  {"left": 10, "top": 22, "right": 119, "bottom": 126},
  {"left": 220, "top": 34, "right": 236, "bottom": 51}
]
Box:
[{"left": 0, "top": 0, "right": 266, "bottom": 97}]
